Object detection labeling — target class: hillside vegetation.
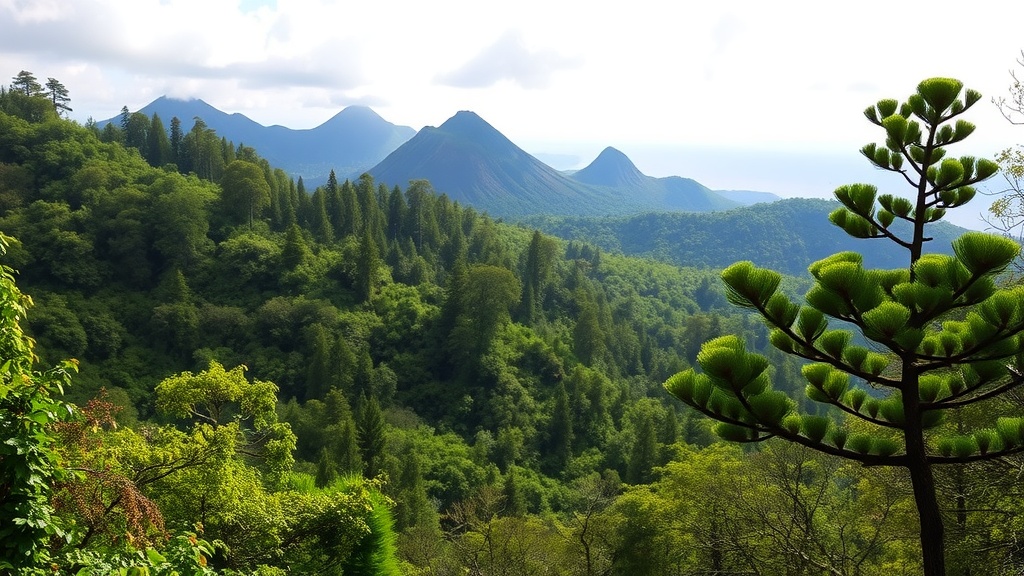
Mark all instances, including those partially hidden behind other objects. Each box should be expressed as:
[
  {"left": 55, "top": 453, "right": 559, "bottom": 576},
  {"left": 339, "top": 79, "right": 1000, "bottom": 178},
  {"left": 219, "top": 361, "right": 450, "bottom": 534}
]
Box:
[{"left": 2, "top": 82, "right": 1023, "bottom": 575}]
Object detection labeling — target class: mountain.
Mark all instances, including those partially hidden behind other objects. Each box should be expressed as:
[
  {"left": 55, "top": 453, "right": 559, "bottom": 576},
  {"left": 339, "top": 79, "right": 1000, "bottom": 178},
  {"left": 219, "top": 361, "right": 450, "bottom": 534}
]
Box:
[
  {"left": 716, "top": 190, "right": 782, "bottom": 205},
  {"left": 570, "top": 147, "right": 740, "bottom": 212},
  {"left": 524, "top": 197, "right": 968, "bottom": 276},
  {"left": 101, "top": 97, "right": 415, "bottom": 183},
  {"left": 367, "top": 113, "right": 740, "bottom": 218}
]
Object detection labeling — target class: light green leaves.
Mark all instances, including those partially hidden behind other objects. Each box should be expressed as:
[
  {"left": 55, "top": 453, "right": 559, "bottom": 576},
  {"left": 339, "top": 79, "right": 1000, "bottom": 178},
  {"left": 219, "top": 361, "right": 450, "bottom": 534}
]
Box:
[
  {"left": 953, "top": 232, "right": 1020, "bottom": 277},
  {"left": 721, "top": 261, "right": 781, "bottom": 309},
  {"left": 917, "top": 77, "right": 964, "bottom": 115}
]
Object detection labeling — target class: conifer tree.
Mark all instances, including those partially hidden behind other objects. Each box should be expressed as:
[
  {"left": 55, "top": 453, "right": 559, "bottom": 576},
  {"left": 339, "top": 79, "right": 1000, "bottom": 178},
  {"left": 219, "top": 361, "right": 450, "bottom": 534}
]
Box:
[
  {"left": 356, "top": 226, "right": 382, "bottom": 303},
  {"left": 314, "top": 447, "right": 338, "bottom": 488},
  {"left": 169, "top": 116, "right": 183, "bottom": 165},
  {"left": 11, "top": 70, "right": 43, "bottom": 96},
  {"left": 664, "top": 78, "right": 1020, "bottom": 576},
  {"left": 357, "top": 395, "right": 387, "bottom": 479},
  {"left": 43, "top": 77, "right": 71, "bottom": 117},
  {"left": 146, "top": 113, "right": 171, "bottom": 166}
]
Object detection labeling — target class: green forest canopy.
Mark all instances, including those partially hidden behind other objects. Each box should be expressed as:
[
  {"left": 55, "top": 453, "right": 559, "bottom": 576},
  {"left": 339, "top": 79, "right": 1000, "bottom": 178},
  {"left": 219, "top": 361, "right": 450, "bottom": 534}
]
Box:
[{"left": 2, "top": 74, "right": 1024, "bottom": 575}]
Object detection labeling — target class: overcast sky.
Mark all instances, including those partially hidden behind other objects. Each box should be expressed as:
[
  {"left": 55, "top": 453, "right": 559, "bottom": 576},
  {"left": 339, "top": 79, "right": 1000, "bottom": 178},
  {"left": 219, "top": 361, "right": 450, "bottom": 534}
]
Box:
[{"left": 2, "top": 0, "right": 1023, "bottom": 227}]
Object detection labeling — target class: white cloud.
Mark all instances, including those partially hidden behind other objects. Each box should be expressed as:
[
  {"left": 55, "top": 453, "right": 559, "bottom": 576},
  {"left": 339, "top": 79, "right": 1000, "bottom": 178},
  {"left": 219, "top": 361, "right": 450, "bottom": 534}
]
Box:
[
  {"left": 436, "top": 30, "right": 582, "bottom": 89},
  {"left": 0, "top": 0, "right": 1020, "bottom": 156}
]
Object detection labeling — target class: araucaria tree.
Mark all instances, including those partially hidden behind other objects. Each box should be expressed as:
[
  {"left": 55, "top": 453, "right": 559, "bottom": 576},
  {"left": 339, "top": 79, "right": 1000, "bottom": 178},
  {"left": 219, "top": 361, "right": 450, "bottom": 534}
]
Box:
[{"left": 665, "top": 78, "right": 1023, "bottom": 576}]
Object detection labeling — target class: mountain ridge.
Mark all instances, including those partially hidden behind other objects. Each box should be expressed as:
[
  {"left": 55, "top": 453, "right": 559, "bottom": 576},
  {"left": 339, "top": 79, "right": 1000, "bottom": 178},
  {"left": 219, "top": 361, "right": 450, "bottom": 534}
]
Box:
[
  {"left": 367, "top": 112, "right": 741, "bottom": 218},
  {"left": 98, "top": 96, "right": 416, "bottom": 183},
  {"left": 103, "top": 97, "right": 779, "bottom": 219}
]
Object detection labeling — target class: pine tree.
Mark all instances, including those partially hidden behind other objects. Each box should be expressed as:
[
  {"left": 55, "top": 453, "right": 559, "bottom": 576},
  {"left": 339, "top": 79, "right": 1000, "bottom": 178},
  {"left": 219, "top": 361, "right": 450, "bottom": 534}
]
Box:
[
  {"left": 305, "top": 324, "right": 332, "bottom": 401},
  {"left": 357, "top": 395, "right": 386, "bottom": 479},
  {"left": 501, "top": 466, "right": 527, "bottom": 517},
  {"left": 314, "top": 447, "right": 338, "bottom": 488},
  {"left": 169, "top": 116, "right": 183, "bottom": 166},
  {"left": 146, "top": 113, "right": 171, "bottom": 167},
  {"left": 281, "top": 223, "right": 310, "bottom": 271},
  {"left": 664, "top": 78, "right": 1019, "bottom": 576},
  {"left": 356, "top": 227, "right": 381, "bottom": 303},
  {"left": 546, "top": 381, "right": 573, "bottom": 473},
  {"left": 11, "top": 70, "right": 42, "bottom": 96},
  {"left": 340, "top": 179, "right": 362, "bottom": 238},
  {"left": 43, "top": 77, "right": 71, "bottom": 117},
  {"left": 625, "top": 416, "right": 657, "bottom": 484}
]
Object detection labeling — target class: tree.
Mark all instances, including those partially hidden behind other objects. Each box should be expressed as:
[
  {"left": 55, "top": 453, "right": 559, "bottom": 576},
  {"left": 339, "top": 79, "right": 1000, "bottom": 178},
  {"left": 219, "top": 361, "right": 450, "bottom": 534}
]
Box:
[
  {"left": 356, "top": 226, "right": 382, "bottom": 303},
  {"left": 357, "top": 395, "right": 387, "bottom": 479},
  {"left": 664, "top": 78, "right": 1018, "bottom": 576},
  {"left": 156, "top": 360, "right": 296, "bottom": 488},
  {"left": 146, "top": 113, "right": 172, "bottom": 167},
  {"left": 220, "top": 159, "right": 271, "bottom": 228},
  {"left": 11, "top": 70, "right": 42, "bottom": 96},
  {"left": 44, "top": 77, "right": 71, "bottom": 117},
  {"left": 0, "top": 234, "right": 77, "bottom": 571},
  {"left": 169, "top": 116, "right": 183, "bottom": 165}
]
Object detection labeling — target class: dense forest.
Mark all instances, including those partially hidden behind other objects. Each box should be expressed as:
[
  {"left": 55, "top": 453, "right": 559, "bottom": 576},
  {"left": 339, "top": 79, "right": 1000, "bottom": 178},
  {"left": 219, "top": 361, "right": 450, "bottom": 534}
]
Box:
[{"left": 2, "top": 73, "right": 1024, "bottom": 576}]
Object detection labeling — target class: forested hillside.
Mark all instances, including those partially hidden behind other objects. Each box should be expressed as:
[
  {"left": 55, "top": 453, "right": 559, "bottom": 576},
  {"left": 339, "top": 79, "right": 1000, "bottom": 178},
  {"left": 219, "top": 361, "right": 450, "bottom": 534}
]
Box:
[
  {"left": 525, "top": 198, "right": 968, "bottom": 276},
  {"left": 3, "top": 80, "right": 1024, "bottom": 575}
]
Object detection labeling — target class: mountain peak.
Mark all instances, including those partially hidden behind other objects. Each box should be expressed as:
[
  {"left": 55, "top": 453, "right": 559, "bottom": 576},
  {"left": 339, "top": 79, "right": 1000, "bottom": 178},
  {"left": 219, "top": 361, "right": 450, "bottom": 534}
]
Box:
[
  {"left": 437, "top": 110, "right": 495, "bottom": 132},
  {"left": 571, "top": 146, "right": 647, "bottom": 188}
]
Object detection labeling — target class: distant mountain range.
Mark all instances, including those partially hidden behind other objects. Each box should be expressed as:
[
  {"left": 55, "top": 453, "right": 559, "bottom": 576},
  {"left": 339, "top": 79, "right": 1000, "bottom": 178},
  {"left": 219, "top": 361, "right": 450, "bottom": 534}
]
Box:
[
  {"left": 367, "top": 111, "right": 743, "bottom": 217},
  {"left": 106, "top": 98, "right": 781, "bottom": 219},
  {"left": 99, "top": 97, "right": 415, "bottom": 183}
]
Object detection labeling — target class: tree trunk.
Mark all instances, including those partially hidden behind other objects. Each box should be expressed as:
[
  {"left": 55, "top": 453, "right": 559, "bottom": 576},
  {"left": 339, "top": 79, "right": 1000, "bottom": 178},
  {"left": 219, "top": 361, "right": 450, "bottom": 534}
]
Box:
[
  {"left": 904, "top": 368, "right": 945, "bottom": 576},
  {"left": 908, "top": 459, "right": 944, "bottom": 576}
]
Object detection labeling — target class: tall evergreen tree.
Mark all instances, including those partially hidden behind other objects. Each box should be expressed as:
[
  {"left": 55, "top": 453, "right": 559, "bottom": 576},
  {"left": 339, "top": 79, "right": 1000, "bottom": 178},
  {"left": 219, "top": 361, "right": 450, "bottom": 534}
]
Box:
[
  {"left": 357, "top": 395, "right": 387, "bottom": 479},
  {"left": 356, "top": 227, "right": 381, "bottom": 303},
  {"left": 340, "top": 179, "right": 362, "bottom": 238},
  {"left": 546, "top": 381, "right": 574, "bottom": 473},
  {"left": 11, "top": 70, "right": 43, "bottom": 96},
  {"left": 169, "top": 116, "right": 183, "bottom": 165},
  {"left": 314, "top": 447, "right": 338, "bottom": 488},
  {"left": 664, "top": 78, "right": 1019, "bottom": 576},
  {"left": 146, "top": 113, "right": 171, "bottom": 167},
  {"left": 394, "top": 450, "right": 432, "bottom": 531},
  {"left": 43, "top": 77, "right": 71, "bottom": 117},
  {"left": 310, "top": 187, "right": 334, "bottom": 244},
  {"left": 305, "top": 324, "right": 333, "bottom": 401}
]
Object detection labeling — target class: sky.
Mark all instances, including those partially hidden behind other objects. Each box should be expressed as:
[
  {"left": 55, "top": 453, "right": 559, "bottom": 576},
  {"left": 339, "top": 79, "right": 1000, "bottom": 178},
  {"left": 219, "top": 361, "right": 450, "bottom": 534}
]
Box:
[{"left": 2, "top": 0, "right": 1023, "bottom": 228}]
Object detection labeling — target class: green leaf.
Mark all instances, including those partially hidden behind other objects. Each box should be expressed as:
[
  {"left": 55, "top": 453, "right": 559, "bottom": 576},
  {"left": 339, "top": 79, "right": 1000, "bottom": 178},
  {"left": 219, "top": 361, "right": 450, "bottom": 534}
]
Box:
[
  {"left": 862, "top": 301, "right": 911, "bottom": 341},
  {"left": 816, "top": 329, "right": 851, "bottom": 358},
  {"left": 801, "top": 415, "right": 831, "bottom": 443},
  {"left": 847, "top": 434, "right": 872, "bottom": 454},
  {"left": 764, "top": 292, "right": 799, "bottom": 327},
  {"left": 873, "top": 438, "right": 901, "bottom": 457},
  {"left": 844, "top": 388, "right": 868, "bottom": 411},
  {"left": 876, "top": 98, "right": 899, "bottom": 118},
  {"left": 716, "top": 423, "right": 756, "bottom": 442},
  {"left": 934, "top": 158, "right": 965, "bottom": 188},
  {"left": 831, "top": 428, "right": 848, "bottom": 450},
  {"left": 953, "top": 232, "right": 1020, "bottom": 277},
  {"left": 747, "top": 391, "right": 792, "bottom": 425},
  {"left": 146, "top": 548, "right": 167, "bottom": 564},
  {"left": 795, "top": 307, "right": 827, "bottom": 340},
  {"left": 829, "top": 208, "right": 877, "bottom": 238},
  {"left": 721, "top": 261, "right": 782, "bottom": 309},
  {"left": 881, "top": 115, "right": 909, "bottom": 145}
]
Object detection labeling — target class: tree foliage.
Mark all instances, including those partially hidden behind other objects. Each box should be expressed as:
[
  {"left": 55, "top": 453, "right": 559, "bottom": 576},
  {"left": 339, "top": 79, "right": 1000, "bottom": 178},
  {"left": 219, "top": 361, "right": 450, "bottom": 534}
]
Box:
[
  {"left": 0, "top": 234, "right": 77, "bottom": 572},
  {"left": 665, "top": 78, "right": 1016, "bottom": 576}
]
